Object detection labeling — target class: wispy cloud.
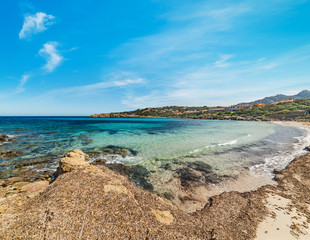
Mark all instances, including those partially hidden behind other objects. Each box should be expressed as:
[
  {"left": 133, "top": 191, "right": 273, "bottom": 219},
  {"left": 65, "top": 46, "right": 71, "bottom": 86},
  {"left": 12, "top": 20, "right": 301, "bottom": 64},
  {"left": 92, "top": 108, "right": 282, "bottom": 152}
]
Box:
[
  {"left": 120, "top": 42, "right": 310, "bottom": 108},
  {"left": 15, "top": 74, "right": 30, "bottom": 94},
  {"left": 46, "top": 76, "right": 144, "bottom": 97},
  {"left": 106, "top": 0, "right": 310, "bottom": 109},
  {"left": 19, "top": 12, "right": 55, "bottom": 39},
  {"left": 214, "top": 55, "right": 234, "bottom": 68},
  {"left": 39, "top": 42, "right": 63, "bottom": 72}
]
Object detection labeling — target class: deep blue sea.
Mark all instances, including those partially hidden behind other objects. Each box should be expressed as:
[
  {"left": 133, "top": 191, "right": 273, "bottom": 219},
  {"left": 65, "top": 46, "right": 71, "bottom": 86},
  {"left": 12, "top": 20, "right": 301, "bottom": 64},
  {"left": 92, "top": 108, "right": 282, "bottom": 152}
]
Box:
[{"left": 1, "top": 117, "right": 309, "bottom": 192}]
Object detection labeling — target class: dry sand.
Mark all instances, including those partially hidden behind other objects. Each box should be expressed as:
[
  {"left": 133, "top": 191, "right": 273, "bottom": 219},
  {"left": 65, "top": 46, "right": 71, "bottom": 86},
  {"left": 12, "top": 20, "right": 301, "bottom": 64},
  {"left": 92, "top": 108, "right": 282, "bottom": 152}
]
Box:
[{"left": 254, "top": 121, "right": 310, "bottom": 240}]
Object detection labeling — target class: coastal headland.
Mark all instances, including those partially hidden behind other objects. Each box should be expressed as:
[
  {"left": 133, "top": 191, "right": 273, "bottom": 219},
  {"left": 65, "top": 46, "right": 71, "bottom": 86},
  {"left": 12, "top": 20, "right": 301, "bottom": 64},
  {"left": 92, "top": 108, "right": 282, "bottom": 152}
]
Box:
[
  {"left": 1, "top": 138, "right": 310, "bottom": 239},
  {"left": 90, "top": 97, "right": 310, "bottom": 122}
]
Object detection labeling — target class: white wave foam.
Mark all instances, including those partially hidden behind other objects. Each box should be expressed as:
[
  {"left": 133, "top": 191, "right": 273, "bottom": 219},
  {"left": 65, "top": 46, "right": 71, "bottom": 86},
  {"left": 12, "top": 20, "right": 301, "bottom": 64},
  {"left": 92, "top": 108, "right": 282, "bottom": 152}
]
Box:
[
  {"left": 7, "top": 134, "right": 16, "bottom": 138},
  {"left": 189, "top": 149, "right": 200, "bottom": 154},
  {"left": 100, "top": 154, "right": 143, "bottom": 165},
  {"left": 250, "top": 125, "right": 310, "bottom": 178},
  {"left": 218, "top": 139, "right": 237, "bottom": 146}
]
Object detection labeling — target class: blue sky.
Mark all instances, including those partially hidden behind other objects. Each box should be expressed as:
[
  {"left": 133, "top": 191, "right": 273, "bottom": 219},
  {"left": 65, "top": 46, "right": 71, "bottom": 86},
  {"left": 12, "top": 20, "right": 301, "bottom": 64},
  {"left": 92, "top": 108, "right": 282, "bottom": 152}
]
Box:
[{"left": 1, "top": 0, "right": 310, "bottom": 115}]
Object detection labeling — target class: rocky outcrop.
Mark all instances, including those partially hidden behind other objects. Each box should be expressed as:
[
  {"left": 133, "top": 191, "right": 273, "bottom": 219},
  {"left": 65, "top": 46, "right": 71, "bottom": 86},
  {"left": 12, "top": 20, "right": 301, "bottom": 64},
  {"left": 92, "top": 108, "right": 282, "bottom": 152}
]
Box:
[
  {"left": 0, "top": 134, "right": 8, "bottom": 142},
  {"left": 56, "top": 149, "right": 90, "bottom": 175},
  {"left": 0, "top": 134, "right": 15, "bottom": 143},
  {"left": 1, "top": 150, "right": 310, "bottom": 239}
]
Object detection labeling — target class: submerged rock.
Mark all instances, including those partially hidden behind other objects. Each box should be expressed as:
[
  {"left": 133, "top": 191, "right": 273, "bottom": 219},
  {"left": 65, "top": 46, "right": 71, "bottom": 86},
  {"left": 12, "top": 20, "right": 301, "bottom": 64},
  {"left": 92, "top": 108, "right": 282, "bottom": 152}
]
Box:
[
  {"left": 176, "top": 161, "right": 220, "bottom": 188},
  {"left": 0, "top": 150, "right": 20, "bottom": 159},
  {"left": 105, "top": 163, "right": 154, "bottom": 191},
  {"left": 15, "top": 159, "right": 52, "bottom": 168},
  {"left": 87, "top": 145, "right": 138, "bottom": 159},
  {"left": 103, "top": 145, "right": 138, "bottom": 156}
]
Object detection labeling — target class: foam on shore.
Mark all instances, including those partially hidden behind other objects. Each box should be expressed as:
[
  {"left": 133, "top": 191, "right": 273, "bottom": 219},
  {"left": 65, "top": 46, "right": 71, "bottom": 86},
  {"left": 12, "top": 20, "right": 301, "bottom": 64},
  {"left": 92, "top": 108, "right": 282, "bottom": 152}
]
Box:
[{"left": 250, "top": 122, "right": 310, "bottom": 178}]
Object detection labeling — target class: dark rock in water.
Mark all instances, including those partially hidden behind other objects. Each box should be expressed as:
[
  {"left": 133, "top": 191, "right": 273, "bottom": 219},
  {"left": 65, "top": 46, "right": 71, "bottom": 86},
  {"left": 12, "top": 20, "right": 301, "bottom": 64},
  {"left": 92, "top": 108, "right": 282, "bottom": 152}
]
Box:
[
  {"left": 15, "top": 159, "right": 52, "bottom": 168},
  {"left": 273, "top": 168, "right": 283, "bottom": 174},
  {"left": 187, "top": 161, "right": 212, "bottom": 174},
  {"left": 78, "top": 135, "right": 93, "bottom": 146},
  {"left": 105, "top": 145, "right": 138, "bottom": 156},
  {"left": 106, "top": 163, "right": 154, "bottom": 191},
  {"left": 0, "top": 150, "right": 20, "bottom": 159},
  {"left": 0, "top": 134, "right": 8, "bottom": 142},
  {"left": 88, "top": 145, "right": 139, "bottom": 158},
  {"left": 304, "top": 146, "right": 310, "bottom": 152},
  {"left": 176, "top": 161, "right": 220, "bottom": 188},
  {"left": 92, "top": 158, "right": 107, "bottom": 165},
  {"left": 160, "top": 163, "right": 172, "bottom": 170},
  {"left": 176, "top": 168, "right": 201, "bottom": 187},
  {"left": 0, "top": 134, "right": 16, "bottom": 143}
]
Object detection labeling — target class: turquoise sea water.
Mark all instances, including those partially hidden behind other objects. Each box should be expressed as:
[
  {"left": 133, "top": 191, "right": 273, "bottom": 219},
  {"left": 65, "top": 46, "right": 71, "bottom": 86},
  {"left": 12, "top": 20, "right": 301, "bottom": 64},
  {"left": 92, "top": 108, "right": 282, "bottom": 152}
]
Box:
[{"left": 0, "top": 117, "right": 309, "bottom": 191}]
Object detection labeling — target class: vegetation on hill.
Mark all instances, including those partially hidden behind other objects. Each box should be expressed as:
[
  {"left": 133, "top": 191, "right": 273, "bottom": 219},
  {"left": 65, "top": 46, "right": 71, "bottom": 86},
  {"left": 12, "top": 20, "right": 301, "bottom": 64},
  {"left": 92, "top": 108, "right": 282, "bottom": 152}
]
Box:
[{"left": 91, "top": 99, "right": 310, "bottom": 121}]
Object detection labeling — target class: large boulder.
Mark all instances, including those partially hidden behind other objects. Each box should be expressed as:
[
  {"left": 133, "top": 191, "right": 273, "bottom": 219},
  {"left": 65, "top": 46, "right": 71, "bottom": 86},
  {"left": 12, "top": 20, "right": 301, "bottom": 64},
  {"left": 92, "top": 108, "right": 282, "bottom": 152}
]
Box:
[{"left": 56, "top": 149, "right": 90, "bottom": 175}]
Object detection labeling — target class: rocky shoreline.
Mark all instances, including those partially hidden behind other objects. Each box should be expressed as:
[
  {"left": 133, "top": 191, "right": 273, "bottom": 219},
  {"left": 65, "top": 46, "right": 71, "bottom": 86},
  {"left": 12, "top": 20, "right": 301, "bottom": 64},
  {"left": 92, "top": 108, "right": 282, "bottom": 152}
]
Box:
[
  {"left": 90, "top": 113, "right": 269, "bottom": 121},
  {"left": 1, "top": 147, "right": 310, "bottom": 239},
  {"left": 90, "top": 112, "right": 310, "bottom": 122}
]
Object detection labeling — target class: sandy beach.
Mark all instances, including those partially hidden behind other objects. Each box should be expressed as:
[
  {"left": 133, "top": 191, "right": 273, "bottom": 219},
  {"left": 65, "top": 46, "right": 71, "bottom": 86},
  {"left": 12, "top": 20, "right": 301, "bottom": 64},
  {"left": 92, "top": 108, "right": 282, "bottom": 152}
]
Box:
[
  {"left": 0, "top": 121, "right": 310, "bottom": 239},
  {"left": 255, "top": 121, "right": 310, "bottom": 240}
]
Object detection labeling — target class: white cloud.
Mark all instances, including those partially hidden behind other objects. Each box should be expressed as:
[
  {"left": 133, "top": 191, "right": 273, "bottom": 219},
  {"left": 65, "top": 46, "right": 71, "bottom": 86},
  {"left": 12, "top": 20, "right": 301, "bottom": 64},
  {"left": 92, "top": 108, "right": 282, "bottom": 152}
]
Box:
[
  {"left": 113, "top": 78, "right": 144, "bottom": 86},
  {"left": 19, "top": 12, "right": 55, "bottom": 39},
  {"left": 15, "top": 74, "right": 30, "bottom": 94},
  {"left": 46, "top": 77, "right": 144, "bottom": 96},
  {"left": 214, "top": 54, "right": 234, "bottom": 68},
  {"left": 39, "top": 42, "right": 63, "bottom": 72}
]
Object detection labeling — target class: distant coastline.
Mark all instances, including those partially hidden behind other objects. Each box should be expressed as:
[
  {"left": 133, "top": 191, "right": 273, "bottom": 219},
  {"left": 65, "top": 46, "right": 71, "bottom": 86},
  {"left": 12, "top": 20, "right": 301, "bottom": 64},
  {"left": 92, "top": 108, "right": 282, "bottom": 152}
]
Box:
[{"left": 90, "top": 98, "right": 310, "bottom": 122}]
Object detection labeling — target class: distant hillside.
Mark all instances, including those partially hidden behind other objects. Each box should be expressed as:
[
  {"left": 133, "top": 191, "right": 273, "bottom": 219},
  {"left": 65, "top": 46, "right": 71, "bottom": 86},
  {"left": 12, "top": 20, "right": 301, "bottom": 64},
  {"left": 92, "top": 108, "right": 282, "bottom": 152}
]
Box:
[
  {"left": 239, "top": 90, "right": 310, "bottom": 105},
  {"left": 91, "top": 98, "right": 310, "bottom": 121}
]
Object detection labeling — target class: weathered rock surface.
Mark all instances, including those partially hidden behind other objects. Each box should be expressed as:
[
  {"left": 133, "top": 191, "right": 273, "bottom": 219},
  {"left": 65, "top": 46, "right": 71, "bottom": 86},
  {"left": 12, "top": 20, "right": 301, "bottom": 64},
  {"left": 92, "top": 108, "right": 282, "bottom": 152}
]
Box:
[
  {"left": 1, "top": 150, "right": 310, "bottom": 239},
  {"left": 56, "top": 149, "right": 90, "bottom": 175},
  {"left": 273, "top": 168, "right": 283, "bottom": 174},
  {"left": 20, "top": 181, "right": 49, "bottom": 198}
]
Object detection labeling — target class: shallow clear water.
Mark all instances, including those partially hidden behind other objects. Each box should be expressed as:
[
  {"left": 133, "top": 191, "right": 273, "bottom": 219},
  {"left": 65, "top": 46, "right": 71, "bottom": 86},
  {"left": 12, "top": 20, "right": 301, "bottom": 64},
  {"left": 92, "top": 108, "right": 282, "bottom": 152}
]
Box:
[{"left": 0, "top": 117, "right": 309, "bottom": 190}]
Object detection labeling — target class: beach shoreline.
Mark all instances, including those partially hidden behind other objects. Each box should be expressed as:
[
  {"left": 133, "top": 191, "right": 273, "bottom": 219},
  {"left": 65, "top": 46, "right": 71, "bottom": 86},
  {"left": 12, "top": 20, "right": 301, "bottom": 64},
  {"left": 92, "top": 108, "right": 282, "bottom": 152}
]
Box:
[
  {"left": 1, "top": 120, "right": 310, "bottom": 239},
  {"left": 1, "top": 147, "right": 310, "bottom": 239},
  {"left": 149, "top": 120, "right": 310, "bottom": 213}
]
